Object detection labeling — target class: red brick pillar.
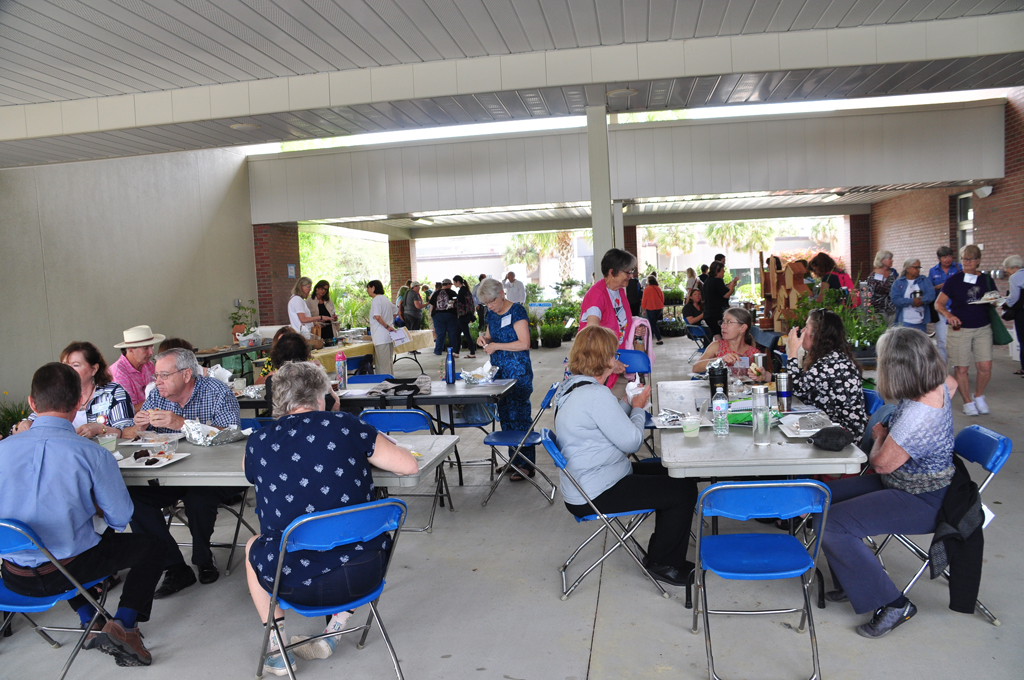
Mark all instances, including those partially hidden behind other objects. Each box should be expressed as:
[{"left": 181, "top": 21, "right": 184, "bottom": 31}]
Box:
[
  {"left": 623, "top": 224, "right": 638, "bottom": 258},
  {"left": 847, "top": 214, "right": 872, "bottom": 280},
  {"left": 389, "top": 239, "right": 417, "bottom": 300},
  {"left": 253, "top": 223, "right": 301, "bottom": 325}
]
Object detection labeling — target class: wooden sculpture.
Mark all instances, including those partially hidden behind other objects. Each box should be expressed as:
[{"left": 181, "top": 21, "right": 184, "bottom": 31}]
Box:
[{"left": 759, "top": 253, "right": 811, "bottom": 332}]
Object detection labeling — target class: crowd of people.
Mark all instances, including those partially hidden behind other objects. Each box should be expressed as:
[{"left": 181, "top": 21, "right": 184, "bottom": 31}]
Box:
[{"left": 0, "top": 242, "right": 1019, "bottom": 673}]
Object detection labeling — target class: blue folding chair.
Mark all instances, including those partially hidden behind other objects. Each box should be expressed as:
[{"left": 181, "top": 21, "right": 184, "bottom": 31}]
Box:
[
  {"left": 481, "top": 383, "right": 559, "bottom": 507},
  {"left": 540, "top": 430, "right": 668, "bottom": 600},
  {"left": 256, "top": 500, "right": 408, "bottom": 680},
  {"left": 241, "top": 417, "right": 275, "bottom": 430},
  {"left": 616, "top": 350, "right": 657, "bottom": 458},
  {"left": 0, "top": 519, "right": 115, "bottom": 680},
  {"left": 872, "top": 424, "right": 1011, "bottom": 626},
  {"left": 691, "top": 480, "right": 831, "bottom": 680},
  {"left": 686, "top": 325, "right": 710, "bottom": 361},
  {"left": 358, "top": 409, "right": 452, "bottom": 533},
  {"left": 862, "top": 388, "right": 884, "bottom": 416},
  {"left": 348, "top": 374, "right": 394, "bottom": 384}
]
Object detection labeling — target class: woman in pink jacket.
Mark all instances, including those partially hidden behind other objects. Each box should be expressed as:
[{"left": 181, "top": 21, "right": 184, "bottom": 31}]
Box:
[{"left": 580, "top": 248, "right": 636, "bottom": 394}]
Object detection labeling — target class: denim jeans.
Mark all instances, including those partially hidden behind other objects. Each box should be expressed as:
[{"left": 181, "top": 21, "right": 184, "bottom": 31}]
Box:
[
  {"left": 432, "top": 313, "right": 459, "bottom": 355},
  {"left": 646, "top": 309, "right": 663, "bottom": 340}
]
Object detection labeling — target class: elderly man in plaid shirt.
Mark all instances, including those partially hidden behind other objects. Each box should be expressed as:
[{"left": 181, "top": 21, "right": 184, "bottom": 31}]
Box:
[{"left": 123, "top": 348, "right": 240, "bottom": 598}]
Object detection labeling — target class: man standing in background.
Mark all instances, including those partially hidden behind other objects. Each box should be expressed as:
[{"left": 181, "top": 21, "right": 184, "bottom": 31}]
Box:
[{"left": 503, "top": 271, "right": 526, "bottom": 305}]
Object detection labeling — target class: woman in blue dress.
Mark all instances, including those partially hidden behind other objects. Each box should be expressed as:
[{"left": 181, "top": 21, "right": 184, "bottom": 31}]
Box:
[{"left": 475, "top": 277, "right": 536, "bottom": 481}]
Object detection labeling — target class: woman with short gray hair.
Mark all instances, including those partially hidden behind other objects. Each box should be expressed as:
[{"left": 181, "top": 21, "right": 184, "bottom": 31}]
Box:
[
  {"left": 934, "top": 244, "right": 999, "bottom": 415},
  {"left": 821, "top": 327, "right": 959, "bottom": 639},
  {"left": 1002, "top": 254, "right": 1024, "bottom": 375},
  {"left": 867, "top": 250, "right": 897, "bottom": 325},
  {"left": 243, "top": 361, "right": 418, "bottom": 673},
  {"left": 890, "top": 259, "right": 936, "bottom": 331}
]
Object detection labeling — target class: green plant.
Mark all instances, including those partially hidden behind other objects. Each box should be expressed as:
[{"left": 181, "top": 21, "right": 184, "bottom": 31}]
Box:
[
  {"left": 734, "top": 283, "right": 764, "bottom": 304},
  {"left": 663, "top": 289, "right": 685, "bottom": 305},
  {"left": 337, "top": 296, "right": 371, "bottom": 329},
  {"left": 525, "top": 283, "right": 543, "bottom": 304},
  {"left": 551, "top": 279, "right": 582, "bottom": 300},
  {"left": 791, "top": 289, "right": 886, "bottom": 349},
  {"left": 529, "top": 323, "right": 539, "bottom": 341},
  {"left": 541, "top": 324, "right": 564, "bottom": 343},
  {"left": 543, "top": 300, "right": 581, "bottom": 326},
  {"left": 228, "top": 299, "right": 259, "bottom": 334},
  {"left": 0, "top": 395, "right": 30, "bottom": 436}
]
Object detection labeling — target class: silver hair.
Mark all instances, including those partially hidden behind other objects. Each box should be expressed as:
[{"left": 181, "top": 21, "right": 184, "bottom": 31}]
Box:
[
  {"left": 271, "top": 361, "right": 330, "bottom": 418},
  {"left": 873, "top": 250, "right": 894, "bottom": 267},
  {"left": 876, "top": 327, "right": 947, "bottom": 402},
  {"left": 1002, "top": 254, "right": 1023, "bottom": 270},
  {"left": 155, "top": 348, "right": 201, "bottom": 383},
  {"left": 477, "top": 277, "right": 505, "bottom": 303},
  {"left": 901, "top": 258, "right": 921, "bottom": 276}
]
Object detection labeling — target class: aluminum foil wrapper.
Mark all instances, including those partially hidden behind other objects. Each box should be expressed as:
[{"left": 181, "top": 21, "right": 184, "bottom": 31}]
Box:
[
  {"left": 708, "top": 357, "right": 727, "bottom": 370},
  {"left": 182, "top": 420, "right": 248, "bottom": 446},
  {"left": 460, "top": 361, "right": 499, "bottom": 385},
  {"left": 241, "top": 384, "right": 266, "bottom": 399}
]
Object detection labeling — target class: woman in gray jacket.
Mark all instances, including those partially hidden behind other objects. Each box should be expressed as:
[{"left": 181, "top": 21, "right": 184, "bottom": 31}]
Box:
[{"left": 554, "top": 325, "right": 698, "bottom": 587}]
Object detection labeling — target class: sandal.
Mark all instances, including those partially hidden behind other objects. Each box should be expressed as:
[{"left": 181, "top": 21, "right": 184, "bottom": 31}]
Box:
[
  {"left": 510, "top": 468, "right": 536, "bottom": 482},
  {"left": 1015, "top": 370, "right": 1024, "bottom": 375}
]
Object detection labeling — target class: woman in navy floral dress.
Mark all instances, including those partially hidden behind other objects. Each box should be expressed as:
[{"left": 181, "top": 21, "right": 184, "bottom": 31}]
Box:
[
  {"left": 243, "top": 362, "right": 417, "bottom": 675},
  {"left": 475, "top": 277, "right": 536, "bottom": 480}
]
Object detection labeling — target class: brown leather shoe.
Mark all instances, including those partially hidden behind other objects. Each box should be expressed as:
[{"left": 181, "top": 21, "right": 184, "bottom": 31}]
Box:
[{"left": 95, "top": 620, "right": 152, "bottom": 667}]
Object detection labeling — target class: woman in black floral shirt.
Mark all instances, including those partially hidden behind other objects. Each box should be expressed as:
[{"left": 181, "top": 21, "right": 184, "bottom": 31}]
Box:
[
  {"left": 866, "top": 250, "right": 898, "bottom": 325},
  {"left": 750, "top": 309, "right": 868, "bottom": 439}
]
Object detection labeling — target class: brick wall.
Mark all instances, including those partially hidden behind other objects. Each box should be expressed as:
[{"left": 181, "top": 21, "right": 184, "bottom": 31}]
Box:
[
  {"left": 847, "top": 214, "right": 872, "bottom": 279},
  {"left": 869, "top": 87, "right": 1024, "bottom": 274},
  {"left": 253, "top": 223, "right": 301, "bottom": 325},
  {"left": 623, "top": 224, "right": 638, "bottom": 258},
  {"left": 389, "top": 239, "right": 417, "bottom": 300}
]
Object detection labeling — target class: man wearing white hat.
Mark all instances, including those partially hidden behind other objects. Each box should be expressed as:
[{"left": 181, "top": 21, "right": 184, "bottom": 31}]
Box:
[{"left": 110, "top": 325, "right": 165, "bottom": 411}]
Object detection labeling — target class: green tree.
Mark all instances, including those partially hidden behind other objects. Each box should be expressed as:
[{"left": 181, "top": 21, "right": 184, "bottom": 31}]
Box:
[
  {"left": 298, "top": 231, "right": 390, "bottom": 292},
  {"left": 503, "top": 230, "right": 578, "bottom": 282},
  {"left": 643, "top": 224, "right": 698, "bottom": 271},
  {"left": 809, "top": 218, "right": 839, "bottom": 249}
]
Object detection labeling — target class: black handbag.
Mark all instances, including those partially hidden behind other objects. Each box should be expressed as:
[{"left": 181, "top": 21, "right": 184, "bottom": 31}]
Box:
[{"left": 808, "top": 426, "right": 857, "bottom": 452}]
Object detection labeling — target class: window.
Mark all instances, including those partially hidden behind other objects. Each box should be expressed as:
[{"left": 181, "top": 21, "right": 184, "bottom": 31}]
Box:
[{"left": 957, "top": 194, "right": 974, "bottom": 252}]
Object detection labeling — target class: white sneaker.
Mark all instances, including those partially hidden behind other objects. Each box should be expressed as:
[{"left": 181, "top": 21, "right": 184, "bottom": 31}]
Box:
[
  {"left": 974, "top": 395, "right": 989, "bottom": 414},
  {"left": 963, "top": 402, "right": 979, "bottom": 416},
  {"left": 290, "top": 634, "right": 337, "bottom": 660}
]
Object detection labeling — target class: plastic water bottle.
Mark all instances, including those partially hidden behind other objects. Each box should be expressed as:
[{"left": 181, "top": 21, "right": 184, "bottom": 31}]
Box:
[
  {"left": 335, "top": 351, "right": 347, "bottom": 389},
  {"left": 444, "top": 347, "right": 456, "bottom": 384},
  {"left": 712, "top": 387, "right": 729, "bottom": 436}
]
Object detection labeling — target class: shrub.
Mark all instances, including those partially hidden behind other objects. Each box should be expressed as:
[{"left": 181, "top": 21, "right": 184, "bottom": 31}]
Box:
[
  {"left": 0, "top": 395, "right": 30, "bottom": 436},
  {"left": 541, "top": 324, "right": 564, "bottom": 344},
  {"left": 544, "top": 300, "right": 581, "bottom": 326},
  {"left": 663, "top": 289, "right": 685, "bottom": 305}
]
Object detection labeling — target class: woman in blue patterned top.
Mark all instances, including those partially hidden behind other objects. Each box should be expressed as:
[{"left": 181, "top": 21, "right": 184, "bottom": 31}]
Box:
[
  {"left": 243, "top": 362, "right": 417, "bottom": 675},
  {"left": 821, "top": 327, "right": 958, "bottom": 639},
  {"left": 476, "top": 277, "right": 536, "bottom": 480}
]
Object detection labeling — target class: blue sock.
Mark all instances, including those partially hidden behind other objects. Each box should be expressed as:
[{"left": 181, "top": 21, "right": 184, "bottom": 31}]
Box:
[
  {"left": 76, "top": 604, "right": 96, "bottom": 626},
  {"left": 114, "top": 608, "right": 138, "bottom": 629}
]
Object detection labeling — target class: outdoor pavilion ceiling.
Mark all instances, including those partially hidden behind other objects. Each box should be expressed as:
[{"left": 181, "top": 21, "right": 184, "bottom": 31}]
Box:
[
  {"left": 1, "top": 1, "right": 1023, "bottom": 168},
  {"left": 303, "top": 181, "right": 979, "bottom": 239}
]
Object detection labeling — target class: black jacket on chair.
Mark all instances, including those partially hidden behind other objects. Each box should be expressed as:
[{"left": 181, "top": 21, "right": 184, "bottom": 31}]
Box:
[{"left": 928, "top": 455, "right": 984, "bottom": 613}]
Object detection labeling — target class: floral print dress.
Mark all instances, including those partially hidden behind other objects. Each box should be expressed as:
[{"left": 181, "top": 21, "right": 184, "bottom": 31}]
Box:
[
  {"left": 786, "top": 350, "right": 868, "bottom": 439},
  {"left": 866, "top": 270, "right": 897, "bottom": 317}
]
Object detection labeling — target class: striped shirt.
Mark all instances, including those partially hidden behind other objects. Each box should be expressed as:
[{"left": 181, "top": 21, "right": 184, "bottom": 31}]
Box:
[
  {"left": 140, "top": 376, "right": 240, "bottom": 433},
  {"left": 27, "top": 382, "right": 135, "bottom": 430},
  {"left": 110, "top": 355, "right": 155, "bottom": 406}
]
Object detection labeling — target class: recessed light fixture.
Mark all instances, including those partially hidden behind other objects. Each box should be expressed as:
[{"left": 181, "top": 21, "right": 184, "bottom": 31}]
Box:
[
  {"left": 607, "top": 88, "right": 638, "bottom": 98},
  {"left": 230, "top": 123, "right": 260, "bottom": 131},
  {"left": 411, "top": 217, "right": 434, "bottom": 226},
  {"left": 821, "top": 194, "right": 841, "bottom": 203}
]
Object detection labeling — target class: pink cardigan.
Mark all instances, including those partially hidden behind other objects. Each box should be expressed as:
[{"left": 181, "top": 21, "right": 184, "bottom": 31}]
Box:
[{"left": 580, "top": 280, "right": 633, "bottom": 387}]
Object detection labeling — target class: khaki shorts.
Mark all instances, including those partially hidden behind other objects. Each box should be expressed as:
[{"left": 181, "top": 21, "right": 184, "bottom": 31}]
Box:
[{"left": 945, "top": 325, "right": 993, "bottom": 366}]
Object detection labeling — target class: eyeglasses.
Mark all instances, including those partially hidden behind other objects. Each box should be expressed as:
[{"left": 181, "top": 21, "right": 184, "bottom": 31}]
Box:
[
  {"left": 720, "top": 320, "right": 742, "bottom": 326},
  {"left": 153, "top": 369, "right": 184, "bottom": 381}
]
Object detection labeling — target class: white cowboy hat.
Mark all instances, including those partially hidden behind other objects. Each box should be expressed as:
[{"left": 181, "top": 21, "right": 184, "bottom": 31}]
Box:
[{"left": 114, "top": 325, "right": 166, "bottom": 349}]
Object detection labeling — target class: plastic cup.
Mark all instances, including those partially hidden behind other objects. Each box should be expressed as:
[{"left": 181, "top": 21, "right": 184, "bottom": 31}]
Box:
[
  {"left": 97, "top": 435, "right": 117, "bottom": 452},
  {"left": 682, "top": 416, "right": 701, "bottom": 438}
]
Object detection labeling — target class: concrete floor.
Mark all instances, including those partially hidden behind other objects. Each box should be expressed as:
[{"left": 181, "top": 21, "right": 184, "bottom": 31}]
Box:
[{"left": 3, "top": 333, "right": 1022, "bottom": 679}]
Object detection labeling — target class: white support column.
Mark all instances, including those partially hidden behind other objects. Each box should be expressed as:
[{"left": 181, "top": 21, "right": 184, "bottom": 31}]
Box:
[
  {"left": 587, "top": 105, "right": 613, "bottom": 282},
  {"left": 612, "top": 201, "right": 624, "bottom": 250}
]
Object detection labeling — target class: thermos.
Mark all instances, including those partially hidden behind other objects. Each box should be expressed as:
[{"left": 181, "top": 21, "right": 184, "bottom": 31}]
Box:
[
  {"left": 775, "top": 371, "right": 791, "bottom": 412},
  {"left": 335, "top": 351, "right": 348, "bottom": 389},
  {"left": 752, "top": 384, "right": 772, "bottom": 446},
  {"left": 444, "top": 347, "right": 457, "bottom": 384},
  {"left": 708, "top": 363, "right": 729, "bottom": 399}
]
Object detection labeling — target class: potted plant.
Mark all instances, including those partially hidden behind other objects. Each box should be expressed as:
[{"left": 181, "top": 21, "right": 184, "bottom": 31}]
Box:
[
  {"left": 529, "top": 322, "right": 540, "bottom": 349},
  {"left": 229, "top": 299, "right": 260, "bottom": 344},
  {"left": 541, "top": 323, "right": 563, "bottom": 348}
]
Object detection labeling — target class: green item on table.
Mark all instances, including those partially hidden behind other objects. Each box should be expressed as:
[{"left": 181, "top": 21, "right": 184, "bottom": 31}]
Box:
[{"left": 727, "top": 411, "right": 782, "bottom": 425}]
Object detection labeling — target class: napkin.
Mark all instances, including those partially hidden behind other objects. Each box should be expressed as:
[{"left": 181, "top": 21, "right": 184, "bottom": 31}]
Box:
[{"left": 625, "top": 379, "right": 650, "bottom": 408}]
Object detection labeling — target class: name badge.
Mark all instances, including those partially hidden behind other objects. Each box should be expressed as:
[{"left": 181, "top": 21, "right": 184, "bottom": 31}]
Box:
[
  {"left": 964, "top": 273, "right": 978, "bottom": 284},
  {"left": 874, "top": 273, "right": 884, "bottom": 281},
  {"left": 501, "top": 315, "right": 512, "bottom": 328}
]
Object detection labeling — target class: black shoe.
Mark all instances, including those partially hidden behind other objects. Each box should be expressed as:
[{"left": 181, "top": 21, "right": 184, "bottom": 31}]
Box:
[
  {"left": 656, "top": 341, "right": 664, "bottom": 345},
  {"left": 857, "top": 601, "right": 917, "bottom": 638},
  {"left": 825, "top": 589, "right": 849, "bottom": 603},
  {"left": 153, "top": 564, "right": 197, "bottom": 599},
  {"left": 198, "top": 557, "right": 220, "bottom": 585},
  {"left": 647, "top": 561, "right": 694, "bottom": 587}
]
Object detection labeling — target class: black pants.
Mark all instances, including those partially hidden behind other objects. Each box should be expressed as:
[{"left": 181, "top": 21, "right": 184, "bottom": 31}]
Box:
[
  {"left": 1016, "top": 315, "right": 1024, "bottom": 371},
  {"left": 404, "top": 315, "right": 422, "bottom": 331},
  {"left": 476, "top": 305, "right": 488, "bottom": 330},
  {"left": 566, "top": 462, "right": 697, "bottom": 570},
  {"left": 129, "top": 486, "right": 240, "bottom": 568},
  {"left": 1, "top": 529, "right": 165, "bottom": 623},
  {"left": 705, "top": 314, "right": 723, "bottom": 342},
  {"left": 457, "top": 314, "right": 476, "bottom": 355},
  {"left": 646, "top": 309, "right": 663, "bottom": 340}
]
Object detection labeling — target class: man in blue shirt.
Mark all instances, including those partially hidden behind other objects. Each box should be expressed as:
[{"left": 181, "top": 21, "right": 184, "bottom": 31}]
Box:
[
  {"left": 123, "top": 348, "right": 241, "bottom": 597},
  {"left": 929, "top": 246, "right": 962, "bottom": 363},
  {"left": 0, "top": 363, "right": 163, "bottom": 667}
]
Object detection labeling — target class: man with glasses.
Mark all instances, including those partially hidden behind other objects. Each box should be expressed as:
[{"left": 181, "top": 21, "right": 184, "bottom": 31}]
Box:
[
  {"left": 928, "top": 246, "right": 961, "bottom": 363},
  {"left": 123, "top": 348, "right": 240, "bottom": 597}
]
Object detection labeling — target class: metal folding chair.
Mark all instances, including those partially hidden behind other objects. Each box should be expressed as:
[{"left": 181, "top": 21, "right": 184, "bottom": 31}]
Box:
[
  {"left": 691, "top": 480, "right": 831, "bottom": 680},
  {"left": 358, "top": 409, "right": 453, "bottom": 533},
  {"left": 862, "top": 388, "right": 884, "bottom": 416},
  {"left": 348, "top": 374, "right": 394, "bottom": 384},
  {"left": 686, "top": 325, "right": 710, "bottom": 362},
  {"left": 0, "top": 519, "right": 115, "bottom": 680},
  {"left": 256, "top": 500, "right": 408, "bottom": 680},
  {"left": 616, "top": 349, "right": 657, "bottom": 458},
  {"left": 872, "top": 424, "right": 1010, "bottom": 626},
  {"left": 540, "top": 430, "right": 669, "bottom": 600},
  {"left": 480, "top": 382, "right": 559, "bottom": 507}
]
